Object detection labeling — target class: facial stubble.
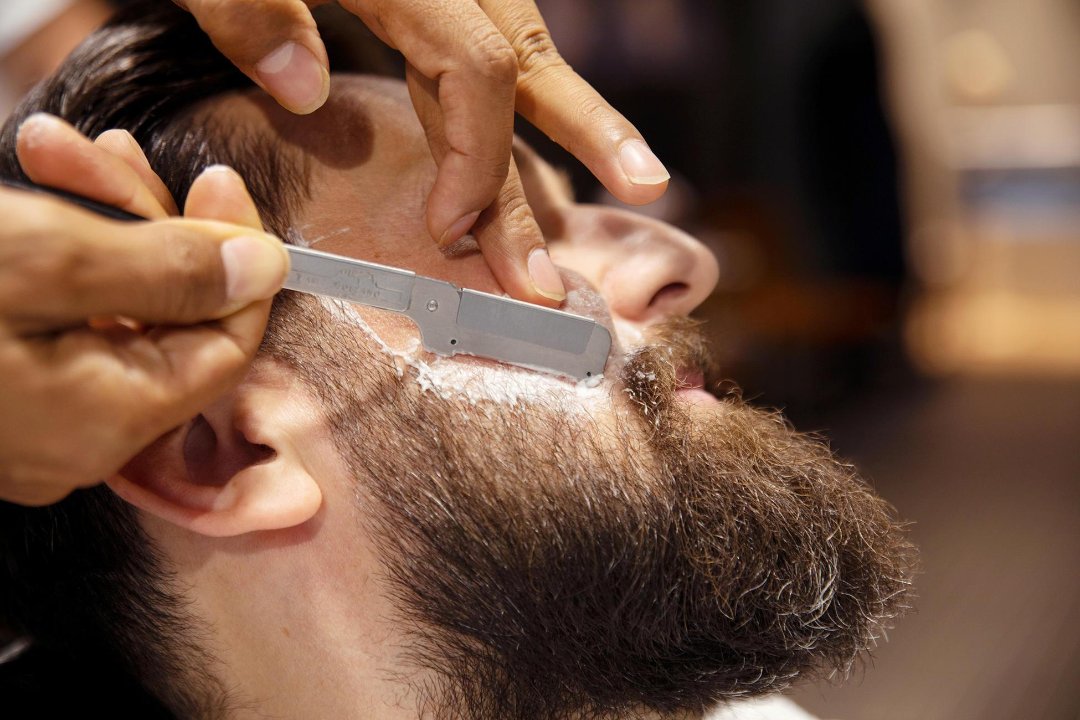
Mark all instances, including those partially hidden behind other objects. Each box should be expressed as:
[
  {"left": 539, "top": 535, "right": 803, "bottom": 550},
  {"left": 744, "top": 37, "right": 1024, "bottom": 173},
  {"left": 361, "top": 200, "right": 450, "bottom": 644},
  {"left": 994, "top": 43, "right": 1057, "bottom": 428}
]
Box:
[{"left": 262, "top": 294, "right": 916, "bottom": 720}]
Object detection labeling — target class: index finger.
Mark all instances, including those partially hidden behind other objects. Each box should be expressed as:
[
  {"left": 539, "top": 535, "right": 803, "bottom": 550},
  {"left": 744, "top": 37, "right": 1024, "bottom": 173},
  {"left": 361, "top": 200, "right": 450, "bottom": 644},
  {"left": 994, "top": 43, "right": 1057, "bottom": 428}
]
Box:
[
  {"left": 470, "top": 155, "right": 566, "bottom": 307},
  {"left": 16, "top": 114, "right": 172, "bottom": 219},
  {"left": 178, "top": 0, "right": 331, "bottom": 114},
  {"left": 480, "top": 0, "right": 671, "bottom": 206}
]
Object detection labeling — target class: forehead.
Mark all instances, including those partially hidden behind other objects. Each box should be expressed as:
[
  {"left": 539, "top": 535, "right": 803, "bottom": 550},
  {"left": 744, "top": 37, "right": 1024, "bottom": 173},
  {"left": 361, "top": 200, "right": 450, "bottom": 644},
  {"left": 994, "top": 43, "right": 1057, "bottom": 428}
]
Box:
[
  {"left": 211, "top": 75, "right": 422, "bottom": 153},
  {"left": 208, "top": 76, "right": 469, "bottom": 272},
  {"left": 202, "top": 76, "right": 572, "bottom": 300}
]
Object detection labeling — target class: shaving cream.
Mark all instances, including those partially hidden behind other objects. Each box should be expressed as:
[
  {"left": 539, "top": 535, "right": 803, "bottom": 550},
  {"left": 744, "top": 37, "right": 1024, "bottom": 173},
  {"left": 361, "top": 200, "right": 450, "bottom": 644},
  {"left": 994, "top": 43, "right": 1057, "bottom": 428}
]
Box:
[{"left": 317, "top": 296, "right": 608, "bottom": 412}]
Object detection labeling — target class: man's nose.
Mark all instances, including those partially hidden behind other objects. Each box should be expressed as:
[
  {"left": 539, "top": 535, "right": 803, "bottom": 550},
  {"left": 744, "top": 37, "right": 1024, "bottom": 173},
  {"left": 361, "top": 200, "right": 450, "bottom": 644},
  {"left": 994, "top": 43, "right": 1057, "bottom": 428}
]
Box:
[{"left": 550, "top": 205, "right": 719, "bottom": 325}]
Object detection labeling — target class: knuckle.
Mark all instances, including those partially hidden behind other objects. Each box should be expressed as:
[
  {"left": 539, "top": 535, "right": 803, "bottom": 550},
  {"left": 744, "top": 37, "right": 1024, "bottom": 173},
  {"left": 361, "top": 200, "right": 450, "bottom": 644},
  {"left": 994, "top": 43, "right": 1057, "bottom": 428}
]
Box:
[
  {"left": 481, "top": 156, "right": 511, "bottom": 183},
  {"left": 512, "top": 26, "right": 562, "bottom": 80},
  {"left": 563, "top": 95, "right": 617, "bottom": 156},
  {"left": 157, "top": 229, "right": 224, "bottom": 318},
  {"left": 499, "top": 195, "right": 537, "bottom": 233},
  {"left": 577, "top": 95, "right": 611, "bottom": 125},
  {"left": 468, "top": 34, "right": 518, "bottom": 86}
]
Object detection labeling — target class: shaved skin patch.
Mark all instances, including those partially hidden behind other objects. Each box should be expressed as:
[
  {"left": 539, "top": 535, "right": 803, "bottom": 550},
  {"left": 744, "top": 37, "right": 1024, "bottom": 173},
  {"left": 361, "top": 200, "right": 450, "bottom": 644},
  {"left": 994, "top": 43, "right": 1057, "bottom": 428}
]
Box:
[
  {"left": 316, "top": 296, "right": 608, "bottom": 412},
  {"left": 289, "top": 229, "right": 616, "bottom": 410}
]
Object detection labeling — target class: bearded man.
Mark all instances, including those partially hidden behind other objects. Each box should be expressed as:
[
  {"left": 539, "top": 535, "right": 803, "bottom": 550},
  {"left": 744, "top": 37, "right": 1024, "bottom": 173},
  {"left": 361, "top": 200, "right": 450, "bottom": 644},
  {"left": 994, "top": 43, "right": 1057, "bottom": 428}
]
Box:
[{"left": 0, "top": 4, "right": 915, "bottom": 719}]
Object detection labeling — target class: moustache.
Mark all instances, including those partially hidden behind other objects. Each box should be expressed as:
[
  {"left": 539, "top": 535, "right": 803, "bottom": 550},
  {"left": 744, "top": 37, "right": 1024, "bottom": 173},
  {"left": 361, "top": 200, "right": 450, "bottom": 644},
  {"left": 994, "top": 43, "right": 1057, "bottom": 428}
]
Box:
[{"left": 619, "top": 317, "right": 720, "bottom": 424}]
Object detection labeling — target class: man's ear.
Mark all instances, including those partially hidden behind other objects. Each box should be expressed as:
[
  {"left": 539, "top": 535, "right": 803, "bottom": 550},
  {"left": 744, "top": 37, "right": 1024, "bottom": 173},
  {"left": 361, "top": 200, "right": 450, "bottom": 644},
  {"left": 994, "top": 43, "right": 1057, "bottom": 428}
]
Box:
[{"left": 107, "top": 367, "right": 323, "bottom": 537}]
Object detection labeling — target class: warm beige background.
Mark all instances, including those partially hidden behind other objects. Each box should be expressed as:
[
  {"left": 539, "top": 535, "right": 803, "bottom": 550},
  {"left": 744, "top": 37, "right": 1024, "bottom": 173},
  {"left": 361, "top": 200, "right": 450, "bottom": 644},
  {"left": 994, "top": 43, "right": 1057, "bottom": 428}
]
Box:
[{"left": 868, "top": 0, "right": 1080, "bottom": 375}]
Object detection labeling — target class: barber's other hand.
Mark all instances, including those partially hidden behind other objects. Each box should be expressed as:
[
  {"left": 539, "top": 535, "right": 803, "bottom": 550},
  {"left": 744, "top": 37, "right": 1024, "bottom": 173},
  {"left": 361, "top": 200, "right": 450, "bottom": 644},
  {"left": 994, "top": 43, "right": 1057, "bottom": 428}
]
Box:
[
  {"left": 174, "top": 0, "right": 669, "bottom": 306},
  {"left": 0, "top": 114, "right": 287, "bottom": 506}
]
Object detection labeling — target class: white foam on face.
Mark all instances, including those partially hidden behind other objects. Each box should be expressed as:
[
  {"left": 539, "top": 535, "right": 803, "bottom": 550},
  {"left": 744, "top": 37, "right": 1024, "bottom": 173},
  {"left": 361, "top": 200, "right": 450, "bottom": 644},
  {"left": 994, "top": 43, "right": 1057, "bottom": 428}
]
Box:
[
  {"left": 315, "top": 297, "right": 608, "bottom": 412},
  {"left": 294, "top": 225, "right": 612, "bottom": 410},
  {"left": 293, "top": 224, "right": 354, "bottom": 248},
  {"left": 285, "top": 227, "right": 311, "bottom": 248},
  {"left": 409, "top": 355, "right": 607, "bottom": 410},
  {"left": 565, "top": 288, "right": 606, "bottom": 319},
  {"left": 317, "top": 296, "right": 397, "bottom": 357}
]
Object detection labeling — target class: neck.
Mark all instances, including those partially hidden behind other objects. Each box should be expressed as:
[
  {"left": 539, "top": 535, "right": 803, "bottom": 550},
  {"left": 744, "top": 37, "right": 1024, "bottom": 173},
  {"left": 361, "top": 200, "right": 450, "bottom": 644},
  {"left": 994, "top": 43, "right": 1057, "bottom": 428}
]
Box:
[{"left": 144, "top": 504, "right": 427, "bottom": 719}]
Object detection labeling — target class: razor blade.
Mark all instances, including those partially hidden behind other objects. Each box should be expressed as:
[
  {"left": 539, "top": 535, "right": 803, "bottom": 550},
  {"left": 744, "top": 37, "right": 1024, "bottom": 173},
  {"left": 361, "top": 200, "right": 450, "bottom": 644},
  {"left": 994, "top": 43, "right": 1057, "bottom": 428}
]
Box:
[
  {"left": 284, "top": 245, "right": 610, "bottom": 380},
  {"left": 2, "top": 179, "right": 611, "bottom": 380}
]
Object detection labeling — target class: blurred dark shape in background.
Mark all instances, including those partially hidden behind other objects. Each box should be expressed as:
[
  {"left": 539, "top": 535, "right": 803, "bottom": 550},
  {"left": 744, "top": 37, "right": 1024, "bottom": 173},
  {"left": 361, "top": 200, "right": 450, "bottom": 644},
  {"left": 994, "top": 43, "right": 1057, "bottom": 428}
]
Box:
[{"left": 522, "top": 0, "right": 908, "bottom": 419}]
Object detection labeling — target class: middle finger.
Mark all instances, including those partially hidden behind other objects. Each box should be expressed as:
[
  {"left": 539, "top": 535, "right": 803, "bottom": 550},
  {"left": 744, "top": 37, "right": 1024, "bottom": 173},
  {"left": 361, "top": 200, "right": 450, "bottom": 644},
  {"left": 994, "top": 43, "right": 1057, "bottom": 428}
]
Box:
[{"left": 343, "top": 0, "right": 518, "bottom": 246}]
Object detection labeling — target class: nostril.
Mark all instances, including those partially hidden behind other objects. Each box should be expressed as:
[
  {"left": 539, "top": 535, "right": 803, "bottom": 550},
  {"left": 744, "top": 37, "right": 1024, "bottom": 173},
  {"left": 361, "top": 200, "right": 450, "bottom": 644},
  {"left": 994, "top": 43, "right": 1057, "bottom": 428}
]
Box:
[{"left": 649, "top": 282, "right": 689, "bottom": 309}]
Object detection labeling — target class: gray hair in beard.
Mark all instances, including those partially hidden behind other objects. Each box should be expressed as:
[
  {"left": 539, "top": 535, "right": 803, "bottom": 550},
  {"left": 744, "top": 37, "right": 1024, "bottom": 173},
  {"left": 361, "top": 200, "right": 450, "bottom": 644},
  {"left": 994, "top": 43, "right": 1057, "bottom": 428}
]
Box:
[{"left": 261, "top": 294, "right": 917, "bottom": 720}]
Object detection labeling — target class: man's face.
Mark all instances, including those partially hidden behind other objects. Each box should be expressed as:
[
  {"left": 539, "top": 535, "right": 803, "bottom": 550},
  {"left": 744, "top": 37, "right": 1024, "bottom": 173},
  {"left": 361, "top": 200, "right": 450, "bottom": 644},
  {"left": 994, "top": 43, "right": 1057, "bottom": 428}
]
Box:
[
  {"left": 246, "top": 76, "right": 719, "bottom": 405},
  {"left": 206, "top": 77, "right": 913, "bottom": 719}
]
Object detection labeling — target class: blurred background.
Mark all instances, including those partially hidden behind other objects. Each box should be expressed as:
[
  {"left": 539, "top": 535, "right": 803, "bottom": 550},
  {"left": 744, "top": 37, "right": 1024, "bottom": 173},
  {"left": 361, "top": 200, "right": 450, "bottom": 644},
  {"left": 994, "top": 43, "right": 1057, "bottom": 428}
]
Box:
[{"left": 2, "top": 1, "right": 1078, "bottom": 718}]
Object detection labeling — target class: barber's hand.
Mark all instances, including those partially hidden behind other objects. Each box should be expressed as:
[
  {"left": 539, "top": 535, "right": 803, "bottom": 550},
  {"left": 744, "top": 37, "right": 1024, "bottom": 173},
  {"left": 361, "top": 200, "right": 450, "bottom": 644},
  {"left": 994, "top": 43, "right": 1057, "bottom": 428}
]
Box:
[
  {"left": 0, "top": 114, "right": 287, "bottom": 506},
  {"left": 174, "top": 0, "right": 669, "bottom": 306}
]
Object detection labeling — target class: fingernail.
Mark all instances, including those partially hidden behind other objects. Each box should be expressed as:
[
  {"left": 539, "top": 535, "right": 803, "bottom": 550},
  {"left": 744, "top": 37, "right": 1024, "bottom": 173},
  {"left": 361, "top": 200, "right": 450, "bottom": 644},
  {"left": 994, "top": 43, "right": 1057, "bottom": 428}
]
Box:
[
  {"left": 19, "top": 112, "right": 60, "bottom": 131},
  {"left": 528, "top": 248, "right": 566, "bottom": 302},
  {"left": 618, "top": 139, "right": 670, "bottom": 186},
  {"left": 116, "top": 129, "right": 143, "bottom": 153},
  {"left": 202, "top": 164, "right": 238, "bottom": 177},
  {"left": 440, "top": 210, "right": 480, "bottom": 247},
  {"left": 255, "top": 42, "right": 329, "bottom": 115},
  {"left": 221, "top": 236, "right": 289, "bottom": 305},
  {"left": 17, "top": 113, "right": 65, "bottom": 147}
]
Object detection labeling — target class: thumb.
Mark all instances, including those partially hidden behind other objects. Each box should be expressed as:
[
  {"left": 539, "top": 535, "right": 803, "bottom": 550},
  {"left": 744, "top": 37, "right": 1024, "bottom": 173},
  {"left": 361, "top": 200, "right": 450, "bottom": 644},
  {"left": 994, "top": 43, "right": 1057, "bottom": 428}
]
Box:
[
  {"left": 0, "top": 189, "right": 289, "bottom": 332},
  {"left": 179, "top": 0, "right": 330, "bottom": 114}
]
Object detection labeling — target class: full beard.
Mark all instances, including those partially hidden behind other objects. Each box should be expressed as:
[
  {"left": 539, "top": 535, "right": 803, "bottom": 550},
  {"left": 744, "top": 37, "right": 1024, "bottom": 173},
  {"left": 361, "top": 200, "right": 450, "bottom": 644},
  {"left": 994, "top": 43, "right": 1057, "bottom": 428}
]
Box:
[{"left": 264, "top": 295, "right": 917, "bottom": 720}]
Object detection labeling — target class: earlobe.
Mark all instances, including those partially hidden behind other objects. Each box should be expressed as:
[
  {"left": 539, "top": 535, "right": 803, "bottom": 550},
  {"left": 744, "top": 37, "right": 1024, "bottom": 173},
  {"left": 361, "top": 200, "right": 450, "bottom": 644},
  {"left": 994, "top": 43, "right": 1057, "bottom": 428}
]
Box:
[{"left": 108, "top": 381, "right": 323, "bottom": 538}]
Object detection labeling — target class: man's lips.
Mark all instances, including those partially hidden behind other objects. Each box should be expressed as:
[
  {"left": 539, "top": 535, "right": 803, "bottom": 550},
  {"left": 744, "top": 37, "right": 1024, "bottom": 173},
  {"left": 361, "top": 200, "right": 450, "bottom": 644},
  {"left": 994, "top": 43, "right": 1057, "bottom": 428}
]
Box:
[
  {"left": 675, "top": 367, "right": 719, "bottom": 406},
  {"left": 676, "top": 367, "right": 705, "bottom": 389}
]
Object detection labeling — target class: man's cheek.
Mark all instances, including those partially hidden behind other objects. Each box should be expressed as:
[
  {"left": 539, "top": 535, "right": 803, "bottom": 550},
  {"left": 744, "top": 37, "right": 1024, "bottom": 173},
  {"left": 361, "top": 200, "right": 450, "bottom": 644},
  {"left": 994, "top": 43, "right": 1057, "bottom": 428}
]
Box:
[{"left": 344, "top": 306, "right": 424, "bottom": 358}]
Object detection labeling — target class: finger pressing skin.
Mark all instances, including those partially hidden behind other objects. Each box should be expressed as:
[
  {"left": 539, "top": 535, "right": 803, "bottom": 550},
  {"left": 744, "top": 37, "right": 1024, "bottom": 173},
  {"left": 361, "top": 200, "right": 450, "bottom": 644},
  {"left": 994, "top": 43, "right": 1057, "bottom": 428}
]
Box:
[
  {"left": 471, "top": 155, "right": 565, "bottom": 306},
  {"left": 406, "top": 64, "right": 559, "bottom": 305},
  {"left": 0, "top": 190, "right": 288, "bottom": 332},
  {"left": 94, "top": 129, "right": 179, "bottom": 215},
  {"left": 480, "top": 0, "right": 670, "bottom": 206},
  {"left": 17, "top": 114, "right": 171, "bottom": 219},
  {"left": 349, "top": 0, "right": 517, "bottom": 246},
  {"left": 405, "top": 61, "right": 486, "bottom": 244},
  {"left": 180, "top": 0, "right": 330, "bottom": 114}
]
